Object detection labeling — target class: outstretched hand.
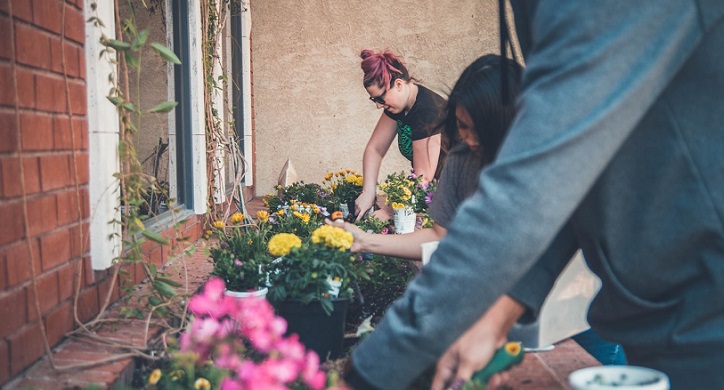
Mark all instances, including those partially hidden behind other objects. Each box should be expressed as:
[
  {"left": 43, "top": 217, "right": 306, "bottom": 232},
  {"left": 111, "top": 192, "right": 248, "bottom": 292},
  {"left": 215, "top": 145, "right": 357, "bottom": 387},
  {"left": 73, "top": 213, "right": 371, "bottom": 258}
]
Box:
[
  {"left": 354, "top": 191, "right": 376, "bottom": 222},
  {"left": 432, "top": 295, "right": 525, "bottom": 390},
  {"left": 431, "top": 325, "right": 508, "bottom": 390}
]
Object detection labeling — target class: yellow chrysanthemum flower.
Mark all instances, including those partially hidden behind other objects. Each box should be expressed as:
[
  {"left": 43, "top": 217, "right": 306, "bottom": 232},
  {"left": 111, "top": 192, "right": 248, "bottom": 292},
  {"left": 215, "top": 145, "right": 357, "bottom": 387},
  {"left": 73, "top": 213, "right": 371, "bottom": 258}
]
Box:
[
  {"left": 212, "top": 220, "right": 225, "bottom": 229},
  {"left": 268, "top": 233, "right": 302, "bottom": 257},
  {"left": 149, "top": 369, "right": 162, "bottom": 385},
  {"left": 231, "top": 212, "right": 244, "bottom": 224},
  {"left": 391, "top": 202, "right": 406, "bottom": 210},
  {"left": 194, "top": 378, "right": 211, "bottom": 390},
  {"left": 169, "top": 369, "right": 183, "bottom": 381},
  {"left": 293, "top": 211, "right": 311, "bottom": 224},
  {"left": 276, "top": 209, "right": 285, "bottom": 216},
  {"left": 311, "top": 225, "right": 354, "bottom": 250},
  {"left": 325, "top": 172, "right": 333, "bottom": 181},
  {"left": 257, "top": 210, "right": 269, "bottom": 223}
]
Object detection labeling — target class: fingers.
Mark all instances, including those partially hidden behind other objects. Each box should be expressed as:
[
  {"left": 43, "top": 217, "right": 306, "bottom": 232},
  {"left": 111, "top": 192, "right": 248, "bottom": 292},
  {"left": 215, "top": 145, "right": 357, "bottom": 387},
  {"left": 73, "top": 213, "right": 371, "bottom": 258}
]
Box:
[
  {"left": 486, "top": 372, "right": 510, "bottom": 390},
  {"left": 431, "top": 353, "right": 457, "bottom": 390},
  {"left": 325, "top": 218, "right": 345, "bottom": 228}
]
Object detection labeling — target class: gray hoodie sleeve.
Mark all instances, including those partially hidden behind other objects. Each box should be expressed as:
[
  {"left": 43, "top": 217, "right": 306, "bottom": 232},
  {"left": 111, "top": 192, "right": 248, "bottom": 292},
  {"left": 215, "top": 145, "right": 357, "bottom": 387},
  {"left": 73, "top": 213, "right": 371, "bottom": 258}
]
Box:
[{"left": 348, "top": 1, "right": 704, "bottom": 389}]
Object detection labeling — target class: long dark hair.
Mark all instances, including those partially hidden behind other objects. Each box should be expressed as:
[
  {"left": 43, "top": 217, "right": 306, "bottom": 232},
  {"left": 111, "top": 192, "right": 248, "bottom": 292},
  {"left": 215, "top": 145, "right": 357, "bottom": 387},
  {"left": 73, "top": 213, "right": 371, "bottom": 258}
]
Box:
[{"left": 442, "top": 54, "right": 523, "bottom": 166}]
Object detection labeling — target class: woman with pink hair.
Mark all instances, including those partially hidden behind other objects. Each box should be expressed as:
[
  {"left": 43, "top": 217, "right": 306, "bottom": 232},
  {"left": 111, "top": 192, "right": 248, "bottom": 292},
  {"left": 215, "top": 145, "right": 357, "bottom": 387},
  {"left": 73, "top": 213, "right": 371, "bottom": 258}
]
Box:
[{"left": 354, "top": 49, "right": 447, "bottom": 221}]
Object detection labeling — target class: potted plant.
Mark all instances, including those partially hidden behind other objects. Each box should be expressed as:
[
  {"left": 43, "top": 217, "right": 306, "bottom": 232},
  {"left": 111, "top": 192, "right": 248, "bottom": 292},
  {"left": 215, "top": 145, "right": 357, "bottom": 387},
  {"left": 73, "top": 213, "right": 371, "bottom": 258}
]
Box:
[
  {"left": 167, "top": 277, "right": 331, "bottom": 389},
  {"left": 209, "top": 212, "right": 272, "bottom": 299},
  {"left": 323, "top": 169, "right": 364, "bottom": 220},
  {"left": 266, "top": 225, "right": 371, "bottom": 359},
  {"left": 264, "top": 181, "right": 334, "bottom": 214},
  {"left": 265, "top": 200, "right": 326, "bottom": 239},
  {"left": 378, "top": 170, "right": 420, "bottom": 234}
]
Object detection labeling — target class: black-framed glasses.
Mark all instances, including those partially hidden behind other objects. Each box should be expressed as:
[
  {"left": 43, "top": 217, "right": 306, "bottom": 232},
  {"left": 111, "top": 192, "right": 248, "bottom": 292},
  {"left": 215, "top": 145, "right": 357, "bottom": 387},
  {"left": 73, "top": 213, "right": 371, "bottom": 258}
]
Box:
[{"left": 369, "top": 89, "right": 388, "bottom": 105}]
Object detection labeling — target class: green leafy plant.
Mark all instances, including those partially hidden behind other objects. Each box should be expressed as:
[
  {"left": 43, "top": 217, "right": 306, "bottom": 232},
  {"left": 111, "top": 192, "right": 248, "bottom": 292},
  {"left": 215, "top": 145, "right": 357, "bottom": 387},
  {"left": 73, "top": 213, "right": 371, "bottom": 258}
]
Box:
[
  {"left": 264, "top": 201, "right": 326, "bottom": 239},
  {"left": 322, "top": 169, "right": 364, "bottom": 208},
  {"left": 266, "top": 226, "right": 371, "bottom": 315},
  {"left": 378, "top": 171, "right": 417, "bottom": 210},
  {"left": 208, "top": 212, "right": 272, "bottom": 292},
  {"left": 141, "top": 350, "right": 226, "bottom": 390},
  {"left": 379, "top": 170, "right": 437, "bottom": 212},
  {"left": 354, "top": 215, "right": 392, "bottom": 235},
  {"left": 264, "top": 182, "right": 334, "bottom": 212}
]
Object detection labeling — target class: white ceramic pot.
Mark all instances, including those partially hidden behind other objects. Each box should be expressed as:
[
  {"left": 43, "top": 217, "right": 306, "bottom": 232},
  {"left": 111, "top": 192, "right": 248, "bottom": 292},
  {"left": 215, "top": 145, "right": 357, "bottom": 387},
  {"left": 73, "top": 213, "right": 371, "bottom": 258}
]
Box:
[
  {"left": 224, "top": 287, "right": 269, "bottom": 300},
  {"left": 339, "top": 203, "right": 350, "bottom": 218},
  {"left": 569, "top": 365, "right": 670, "bottom": 390},
  {"left": 393, "top": 206, "right": 416, "bottom": 234}
]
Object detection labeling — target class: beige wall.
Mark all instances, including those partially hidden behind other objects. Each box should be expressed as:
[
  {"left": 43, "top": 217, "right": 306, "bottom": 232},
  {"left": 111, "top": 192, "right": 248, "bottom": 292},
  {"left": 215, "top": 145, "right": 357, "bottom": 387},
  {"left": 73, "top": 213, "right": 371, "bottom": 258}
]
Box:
[{"left": 250, "top": 0, "right": 503, "bottom": 196}]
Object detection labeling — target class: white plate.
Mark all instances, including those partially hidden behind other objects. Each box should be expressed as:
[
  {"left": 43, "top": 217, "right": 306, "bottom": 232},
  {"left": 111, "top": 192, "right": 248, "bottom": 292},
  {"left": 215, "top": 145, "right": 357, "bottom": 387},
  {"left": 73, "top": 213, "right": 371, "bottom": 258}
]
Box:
[{"left": 569, "top": 365, "right": 670, "bottom": 390}]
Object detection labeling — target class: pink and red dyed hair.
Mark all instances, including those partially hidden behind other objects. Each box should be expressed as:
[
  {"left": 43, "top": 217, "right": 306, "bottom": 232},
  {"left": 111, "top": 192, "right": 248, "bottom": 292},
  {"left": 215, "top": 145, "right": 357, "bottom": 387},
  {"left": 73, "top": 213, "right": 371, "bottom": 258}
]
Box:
[{"left": 360, "top": 49, "right": 412, "bottom": 89}]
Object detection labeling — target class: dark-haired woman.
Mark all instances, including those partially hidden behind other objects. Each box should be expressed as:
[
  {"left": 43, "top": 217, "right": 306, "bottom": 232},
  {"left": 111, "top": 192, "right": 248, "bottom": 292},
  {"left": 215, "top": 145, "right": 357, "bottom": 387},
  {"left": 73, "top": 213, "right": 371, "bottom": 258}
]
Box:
[
  {"left": 355, "top": 49, "right": 447, "bottom": 221},
  {"left": 334, "top": 54, "right": 625, "bottom": 373}
]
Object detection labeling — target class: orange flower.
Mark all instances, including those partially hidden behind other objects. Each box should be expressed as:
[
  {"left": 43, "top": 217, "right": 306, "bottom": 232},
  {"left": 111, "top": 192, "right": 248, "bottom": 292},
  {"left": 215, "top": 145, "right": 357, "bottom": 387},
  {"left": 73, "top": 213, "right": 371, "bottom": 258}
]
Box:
[{"left": 331, "top": 211, "right": 344, "bottom": 221}]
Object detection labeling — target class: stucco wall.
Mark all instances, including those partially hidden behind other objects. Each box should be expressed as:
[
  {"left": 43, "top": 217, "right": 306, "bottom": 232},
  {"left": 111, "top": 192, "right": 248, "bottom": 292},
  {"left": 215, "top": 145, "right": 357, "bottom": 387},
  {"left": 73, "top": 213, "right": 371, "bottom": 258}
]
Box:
[{"left": 250, "top": 0, "right": 504, "bottom": 196}]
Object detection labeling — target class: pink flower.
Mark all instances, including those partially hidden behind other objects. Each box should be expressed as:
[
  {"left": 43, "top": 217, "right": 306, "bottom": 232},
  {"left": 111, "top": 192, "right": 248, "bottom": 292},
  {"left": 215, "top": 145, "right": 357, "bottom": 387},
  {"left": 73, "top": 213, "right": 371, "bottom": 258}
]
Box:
[
  {"left": 234, "top": 259, "right": 243, "bottom": 266},
  {"left": 188, "top": 277, "right": 235, "bottom": 319},
  {"left": 274, "top": 334, "right": 306, "bottom": 362},
  {"left": 265, "top": 357, "right": 300, "bottom": 383},
  {"left": 380, "top": 227, "right": 389, "bottom": 235},
  {"left": 180, "top": 278, "right": 329, "bottom": 388},
  {"left": 219, "top": 378, "right": 243, "bottom": 390},
  {"left": 302, "top": 351, "right": 327, "bottom": 389}
]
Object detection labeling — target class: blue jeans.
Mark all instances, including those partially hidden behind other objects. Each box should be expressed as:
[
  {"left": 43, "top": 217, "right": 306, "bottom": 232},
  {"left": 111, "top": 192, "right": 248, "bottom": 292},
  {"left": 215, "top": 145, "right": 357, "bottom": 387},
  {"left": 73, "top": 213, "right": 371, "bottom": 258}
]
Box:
[{"left": 572, "top": 329, "right": 627, "bottom": 365}]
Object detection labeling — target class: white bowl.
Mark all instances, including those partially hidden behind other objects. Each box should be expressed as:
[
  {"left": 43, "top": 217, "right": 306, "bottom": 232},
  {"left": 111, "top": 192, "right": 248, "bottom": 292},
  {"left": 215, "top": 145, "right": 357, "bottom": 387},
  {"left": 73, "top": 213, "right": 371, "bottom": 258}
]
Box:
[{"left": 569, "top": 366, "right": 670, "bottom": 390}]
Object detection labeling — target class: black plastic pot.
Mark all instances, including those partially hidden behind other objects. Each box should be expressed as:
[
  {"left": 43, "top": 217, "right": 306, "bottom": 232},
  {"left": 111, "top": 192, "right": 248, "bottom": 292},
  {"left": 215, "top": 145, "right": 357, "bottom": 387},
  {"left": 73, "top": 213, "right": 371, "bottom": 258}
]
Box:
[{"left": 277, "top": 298, "right": 350, "bottom": 360}]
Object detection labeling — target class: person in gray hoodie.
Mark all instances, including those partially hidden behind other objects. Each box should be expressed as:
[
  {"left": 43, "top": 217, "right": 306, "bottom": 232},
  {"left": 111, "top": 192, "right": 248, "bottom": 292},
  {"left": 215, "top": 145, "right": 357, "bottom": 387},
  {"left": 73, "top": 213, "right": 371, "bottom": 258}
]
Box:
[{"left": 343, "top": 1, "right": 724, "bottom": 389}]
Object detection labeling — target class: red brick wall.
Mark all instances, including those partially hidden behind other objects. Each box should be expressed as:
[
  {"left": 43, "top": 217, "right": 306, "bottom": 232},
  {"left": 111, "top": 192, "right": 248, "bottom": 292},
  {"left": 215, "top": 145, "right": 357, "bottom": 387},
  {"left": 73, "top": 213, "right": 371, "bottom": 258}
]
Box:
[
  {"left": 0, "top": 0, "right": 89, "bottom": 383},
  {"left": 0, "top": 0, "right": 204, "bottom": 385}
]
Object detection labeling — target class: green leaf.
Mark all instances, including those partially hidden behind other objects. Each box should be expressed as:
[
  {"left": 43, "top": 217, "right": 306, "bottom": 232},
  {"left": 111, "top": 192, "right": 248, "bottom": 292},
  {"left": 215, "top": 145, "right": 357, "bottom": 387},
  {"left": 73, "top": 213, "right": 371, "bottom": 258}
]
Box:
[
  {"left": 132, "top": 217, "right": 145, "bottom": 230},
  {"left": 148, "top": 100, "right": 178, "bottom": 113},
  {"left": 150, "top": 42, "right": 181, "bottom": 64},
  {"left": 153, "top": 280, "right": 177, "bottom": 298},
  {"left": 125, "top": 51, "right": 139, "bottom": 68},
  {"left": 155, "top": 277, "right": 182, "bottom": 288},
  {"left": 132, "top": 28, "right": 149, "bottom": 50},
  {"left": 107, "top": 96, "right": 124, "bottom": 107},
  {"left": 106, "top": 39, "right": 131, "bottom": 51},
  {"left": 142, "top": 229, "right": 169, "bottom": 245},
  {"left": 148, "top": 296, "right": 162, "bottom": 306},
  {"left": 122, "top": 102, "right": 136, "bottom": 112}
]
